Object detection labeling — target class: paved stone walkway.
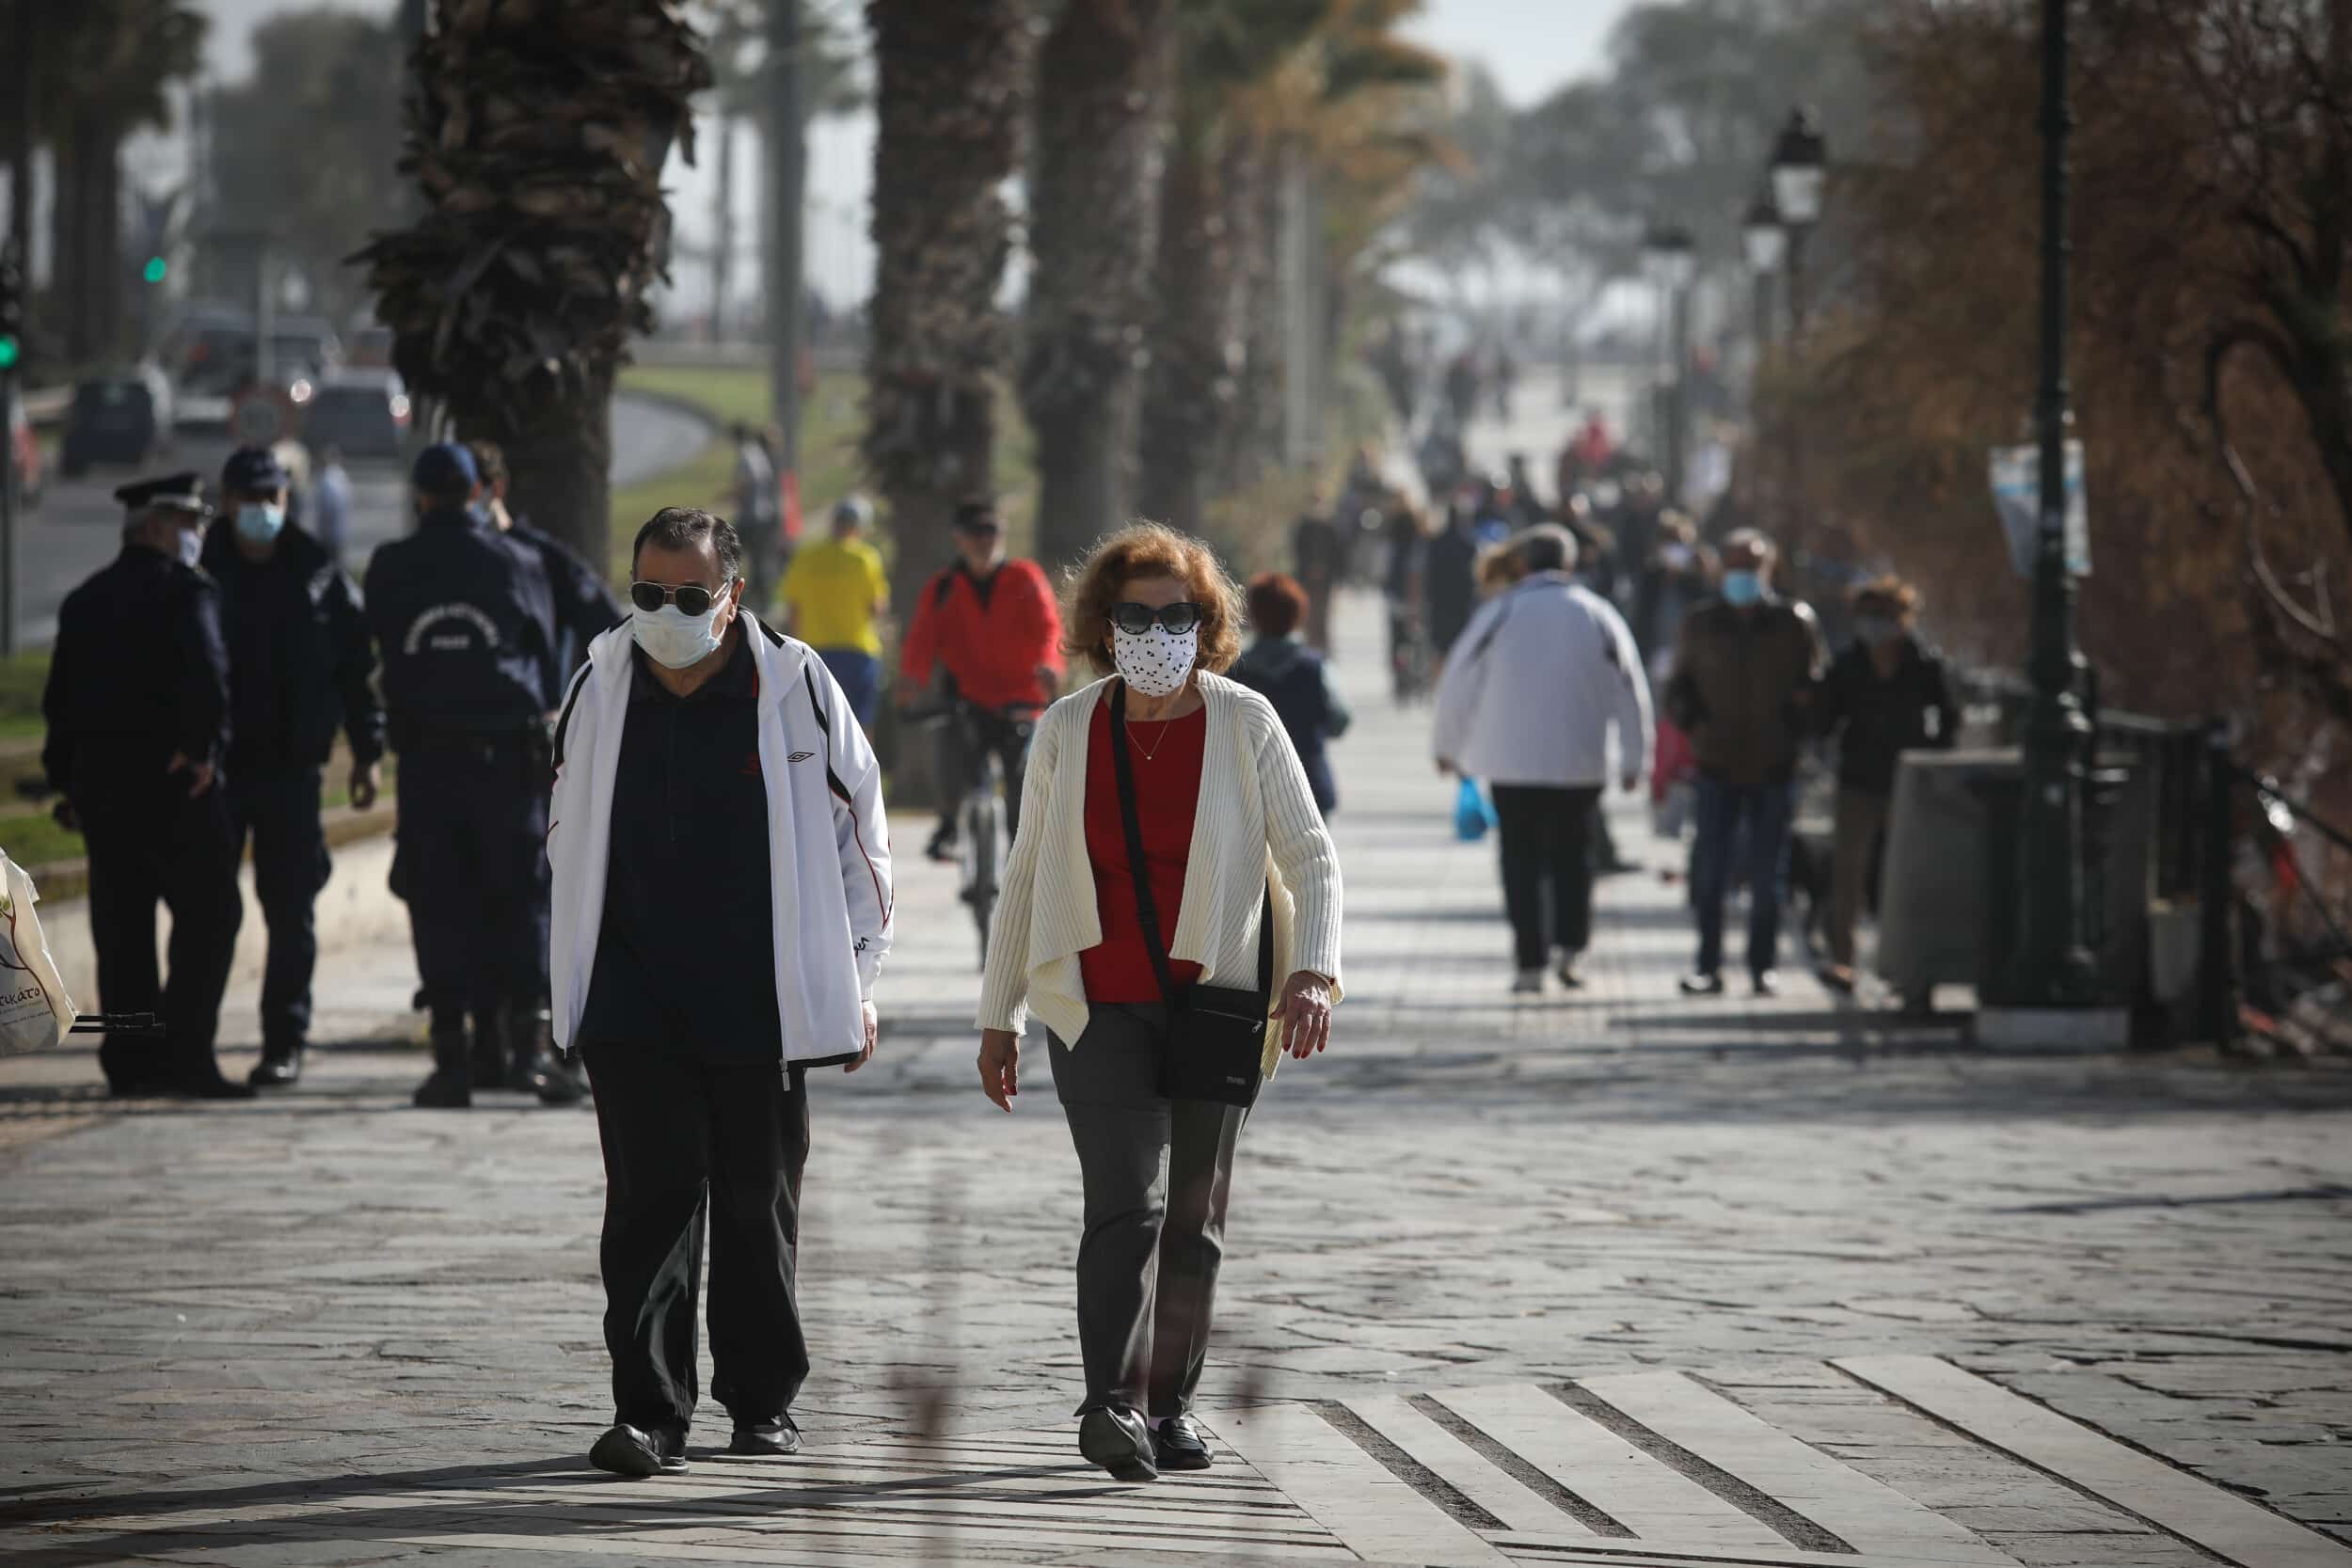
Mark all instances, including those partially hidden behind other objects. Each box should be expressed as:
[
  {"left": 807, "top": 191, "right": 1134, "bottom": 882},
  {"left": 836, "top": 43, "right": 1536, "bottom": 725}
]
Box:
[{"left": 2, "top": 593, "right": 2348, "bottom": 1567}]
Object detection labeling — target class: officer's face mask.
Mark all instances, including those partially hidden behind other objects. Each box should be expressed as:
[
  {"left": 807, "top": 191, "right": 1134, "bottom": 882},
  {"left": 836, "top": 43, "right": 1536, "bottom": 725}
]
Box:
[
  {"left": 234, "top": 501, "right": 285, "bottom": 546},
  {"left": 176, "top": 526, "right": 203, "bottom": 569},
  {"left": 1721, "top": 567, "right": 1765, "bottom": 607},
  {"left": 629, "top": 578, "right": 737, "bottom": 669}
]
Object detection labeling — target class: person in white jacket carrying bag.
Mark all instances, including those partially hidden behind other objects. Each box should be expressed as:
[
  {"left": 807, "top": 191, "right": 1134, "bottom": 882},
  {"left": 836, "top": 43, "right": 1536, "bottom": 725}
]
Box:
[
  {"left": 547, "top": 508, "right": 893, "bottom": 1480},
  {"left": 1433, "top": 525, "right": 1650, "bottom": 993}
]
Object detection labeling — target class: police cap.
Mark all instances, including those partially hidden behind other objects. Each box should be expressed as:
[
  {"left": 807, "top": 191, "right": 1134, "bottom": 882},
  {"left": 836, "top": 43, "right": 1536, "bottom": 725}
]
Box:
[
  {"left": 114, "top": 472, "right": 213, "bottom": 517},
  {"left": 221, "top": 445, "right": 291, "bottom": 495},
  {"left": 411, "top": 442, "right": 479, "bottom": 498}
]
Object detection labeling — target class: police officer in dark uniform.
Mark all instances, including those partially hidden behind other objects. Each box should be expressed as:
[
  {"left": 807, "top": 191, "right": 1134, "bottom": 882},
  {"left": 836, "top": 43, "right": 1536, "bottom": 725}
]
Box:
[
  {"left": 41, "top": 473, "right": 248, "bottom": 1099},
  {"left": 364, "top": 443, "right": 574, "bottom": 1108},
  {"left": 203, "top": 446, "right": 387, "bottom": 1088},
  {"left": 465, "top": 438, "right": 624, "bottom": 679},
  {"left": 467, "top": 438, "right": 615, "bottom": 1105}
]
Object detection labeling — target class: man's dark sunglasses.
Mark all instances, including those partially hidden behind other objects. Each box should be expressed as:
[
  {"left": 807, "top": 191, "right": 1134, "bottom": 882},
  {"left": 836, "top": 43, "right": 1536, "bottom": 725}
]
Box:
[
  {"left": 1111, "top": 600, "right": 1203, "bottom": 637},
  {"left": 629, "top": 580, "right": 731, "bottom": 616}
]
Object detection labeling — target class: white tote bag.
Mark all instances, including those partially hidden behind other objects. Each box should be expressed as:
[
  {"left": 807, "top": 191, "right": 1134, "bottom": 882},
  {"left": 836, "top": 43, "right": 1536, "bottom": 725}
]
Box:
[{"left": 0, "top": 848, "right": 77, "bottom": 1055}]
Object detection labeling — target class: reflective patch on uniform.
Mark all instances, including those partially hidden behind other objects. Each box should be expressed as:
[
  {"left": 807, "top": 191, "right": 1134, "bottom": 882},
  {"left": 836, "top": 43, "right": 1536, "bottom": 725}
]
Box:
[{"left": 403, "top": 603, "right": 502, "bottom": 655}]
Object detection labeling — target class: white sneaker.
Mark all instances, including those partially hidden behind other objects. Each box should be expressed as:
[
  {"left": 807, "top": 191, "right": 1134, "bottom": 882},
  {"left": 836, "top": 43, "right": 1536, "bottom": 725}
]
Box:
[{"left": 1511, "top": 969, "right": 1544, "bottom": 995}]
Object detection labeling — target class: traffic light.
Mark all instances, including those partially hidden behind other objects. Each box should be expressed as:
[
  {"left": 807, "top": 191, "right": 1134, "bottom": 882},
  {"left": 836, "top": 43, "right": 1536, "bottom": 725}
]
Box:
[
  {"left": 0, "top": 242, "right": 23, "bottom": 372},
  {"left": 142, "top": 255, "right": 167, "bottom": 285}
]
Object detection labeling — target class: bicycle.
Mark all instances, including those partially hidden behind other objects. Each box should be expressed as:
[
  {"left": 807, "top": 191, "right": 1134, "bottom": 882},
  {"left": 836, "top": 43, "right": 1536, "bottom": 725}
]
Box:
[{"left": 914, "top": 698, "right": 1041, "bottom": 970}]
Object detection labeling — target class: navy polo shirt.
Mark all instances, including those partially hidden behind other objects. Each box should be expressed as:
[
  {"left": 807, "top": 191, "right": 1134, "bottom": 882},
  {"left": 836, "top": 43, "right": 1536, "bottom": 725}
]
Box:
[{"left": 576, "top": 630, "right": 783, "bottom": 1062}]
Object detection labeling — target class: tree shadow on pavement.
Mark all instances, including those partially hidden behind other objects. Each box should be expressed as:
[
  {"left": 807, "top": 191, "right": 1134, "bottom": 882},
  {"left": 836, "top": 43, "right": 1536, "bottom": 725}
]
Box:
[{"left": 0, "top": 1451, "right": 1114, "bottom": 1568}]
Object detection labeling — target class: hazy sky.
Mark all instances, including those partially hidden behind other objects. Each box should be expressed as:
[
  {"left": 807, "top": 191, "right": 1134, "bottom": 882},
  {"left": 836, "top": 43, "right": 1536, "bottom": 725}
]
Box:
[{"left": 181, "top": 0, "right": 1637, "bottom": 309}]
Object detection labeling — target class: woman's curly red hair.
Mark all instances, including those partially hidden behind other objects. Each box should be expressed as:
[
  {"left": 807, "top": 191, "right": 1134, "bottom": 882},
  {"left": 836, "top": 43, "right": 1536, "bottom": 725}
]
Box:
[{"left": 1062, "top": 522, "right": 1246, "bottom": 674}]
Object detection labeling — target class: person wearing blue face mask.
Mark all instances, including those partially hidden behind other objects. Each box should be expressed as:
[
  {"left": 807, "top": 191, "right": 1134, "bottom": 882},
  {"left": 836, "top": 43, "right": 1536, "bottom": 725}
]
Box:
[
  {"left": 1661, "top": 528, "right": 1824, "bottom": 997},
  {"left": 364, "top": 442, "right": 567, "bottom": 1107},
  {"left": 200, "top": 447, "right": 386, "bottom": 1087}
]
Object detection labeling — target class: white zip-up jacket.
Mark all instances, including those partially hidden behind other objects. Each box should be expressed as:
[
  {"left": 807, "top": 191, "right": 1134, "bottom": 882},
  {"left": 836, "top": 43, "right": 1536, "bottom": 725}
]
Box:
[
  {"left": 547, "top": 616, "right": 893, "bottom": 1062},
  {"left": 1432, "top": 573, "right": 1653, "bottom": 788}
]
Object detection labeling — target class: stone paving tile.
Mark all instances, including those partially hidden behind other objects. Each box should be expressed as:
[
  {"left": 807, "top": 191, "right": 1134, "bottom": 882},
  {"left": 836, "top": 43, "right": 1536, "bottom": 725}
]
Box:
[{"left": 3, "top": 592, "right": 2348, "bottom": 1566}]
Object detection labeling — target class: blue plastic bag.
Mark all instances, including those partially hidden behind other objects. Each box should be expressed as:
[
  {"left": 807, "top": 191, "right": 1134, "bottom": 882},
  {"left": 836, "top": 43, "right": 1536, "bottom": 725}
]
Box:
[{"left": 1454, "top": 776, "right": 1494, "bottom": 842}]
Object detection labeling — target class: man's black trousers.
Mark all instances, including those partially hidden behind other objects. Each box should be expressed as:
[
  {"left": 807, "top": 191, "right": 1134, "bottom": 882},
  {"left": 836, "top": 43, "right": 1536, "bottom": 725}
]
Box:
[
  {"left": 581, "top": 1043, "right": 812, "bottom": 1441},
  {"left": 391, "top": 737, "right": 549, "bottom": 1024},
  {"left": 226, "top": 768, "right": 331, "bottom": 1049},
  {"left": 1489, "top": 784, "right": 1601, "bottom": 971},
  {"left": 76, "top": 775, "right": 242, "bottom": 1086}
]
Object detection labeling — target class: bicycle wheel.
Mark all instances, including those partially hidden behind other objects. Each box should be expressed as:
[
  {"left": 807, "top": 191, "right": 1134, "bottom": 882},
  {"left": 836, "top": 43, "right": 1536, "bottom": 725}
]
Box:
[{"left": 964, "top": 791, "right": 1002, "bottom": 970}]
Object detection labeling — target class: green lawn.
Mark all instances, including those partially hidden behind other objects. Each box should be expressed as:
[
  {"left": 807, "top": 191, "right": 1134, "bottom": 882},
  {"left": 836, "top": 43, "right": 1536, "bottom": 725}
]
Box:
[
  {"left": 612, "top": 366, "right": 872, "bottom": 594},
  {"left": 0, "top": 650, "right": 50, "bottom": 742}
]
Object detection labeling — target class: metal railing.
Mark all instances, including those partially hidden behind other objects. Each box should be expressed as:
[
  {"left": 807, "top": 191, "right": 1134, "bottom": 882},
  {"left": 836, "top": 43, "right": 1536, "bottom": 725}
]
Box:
[{"left": 1943, "top": 664, "right": 2349, "bottom": 1049}]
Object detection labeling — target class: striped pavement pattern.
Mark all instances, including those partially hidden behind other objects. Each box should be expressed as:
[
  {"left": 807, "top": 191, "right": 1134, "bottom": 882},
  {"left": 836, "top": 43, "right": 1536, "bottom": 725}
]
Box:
[{"left": 27, "top": 1356, "right": 2352, "bottom": 1567}]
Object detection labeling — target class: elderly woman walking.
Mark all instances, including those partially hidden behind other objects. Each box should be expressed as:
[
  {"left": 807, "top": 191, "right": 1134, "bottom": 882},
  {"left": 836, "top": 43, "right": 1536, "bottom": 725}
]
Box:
[{"left": 977, "top": 523, "right": 1343, "bottom": 1483}]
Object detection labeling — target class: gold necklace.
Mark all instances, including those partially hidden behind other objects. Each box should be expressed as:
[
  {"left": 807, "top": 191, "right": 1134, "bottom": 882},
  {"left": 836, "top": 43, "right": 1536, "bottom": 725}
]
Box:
[{"left": 1126, "top": 715, "right": 1178, "bottom": 762}]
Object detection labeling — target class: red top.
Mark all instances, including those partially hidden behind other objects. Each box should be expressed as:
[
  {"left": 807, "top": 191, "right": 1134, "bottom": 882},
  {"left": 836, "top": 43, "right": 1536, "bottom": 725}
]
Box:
[
  {"left": 1080, "top": 701, "right": 1208, "bottom": 1004},
  {"left": 898, "top": 559, "right": 1067, "bottom": 710}
]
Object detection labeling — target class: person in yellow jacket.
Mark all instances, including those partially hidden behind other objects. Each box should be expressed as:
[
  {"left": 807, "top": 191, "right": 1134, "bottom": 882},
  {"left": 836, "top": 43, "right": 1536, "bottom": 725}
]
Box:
[{"left": 779, "top": 494, "right": 890, "bottom": 727}]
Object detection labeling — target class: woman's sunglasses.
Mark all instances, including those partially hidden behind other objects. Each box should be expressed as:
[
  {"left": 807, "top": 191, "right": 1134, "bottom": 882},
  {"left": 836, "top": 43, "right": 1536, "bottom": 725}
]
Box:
[
  {"left": 629, "top": 580, "right": 733, "bottom": 616},
  {"left": 1110, "top": 600, "right": 1203, "bottom": 637}
]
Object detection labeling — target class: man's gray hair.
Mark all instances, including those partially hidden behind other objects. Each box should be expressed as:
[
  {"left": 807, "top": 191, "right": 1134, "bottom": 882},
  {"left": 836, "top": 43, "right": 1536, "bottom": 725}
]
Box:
[
  {"left": 1724, "top": 526, "right": 1777, "bottom": 559},
  {"left": 1518, "top": 524, "right": 1580, "bottom": 576}
]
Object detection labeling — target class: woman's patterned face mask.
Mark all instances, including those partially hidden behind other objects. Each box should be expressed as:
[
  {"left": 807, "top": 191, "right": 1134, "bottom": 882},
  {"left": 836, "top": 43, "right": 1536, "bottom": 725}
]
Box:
[{"left": 1112, "top": 624, "right": 1199, "bottom": 697}]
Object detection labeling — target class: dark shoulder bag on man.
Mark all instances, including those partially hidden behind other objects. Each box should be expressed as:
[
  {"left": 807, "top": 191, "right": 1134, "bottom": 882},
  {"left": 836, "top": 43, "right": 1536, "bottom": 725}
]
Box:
[{"left": 1107, "top": 680, "right": 1273, "bottom": 1108}]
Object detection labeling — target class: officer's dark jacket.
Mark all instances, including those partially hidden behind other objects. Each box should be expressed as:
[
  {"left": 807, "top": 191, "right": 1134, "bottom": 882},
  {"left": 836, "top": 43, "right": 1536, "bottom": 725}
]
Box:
[
  {"left": 362, "top": 504, "right": 559, "bottom": 744},
  {"left": 508, "top": 515, "right": 623, "bottom": 676},
  {"left": 1815, "top": 636, "right": 1961, "bottom": 797},
  {"left": 200, "top": 519, "right": 385, "bottom": 778},
  {"left": 42, "top": 545, "right": 231, "bottom": 795}
]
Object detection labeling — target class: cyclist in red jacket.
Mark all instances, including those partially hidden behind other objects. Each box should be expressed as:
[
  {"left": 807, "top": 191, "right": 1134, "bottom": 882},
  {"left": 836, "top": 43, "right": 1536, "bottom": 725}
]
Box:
[{"left": 897, "top": 499, "right": 1065, "bottom": 860}]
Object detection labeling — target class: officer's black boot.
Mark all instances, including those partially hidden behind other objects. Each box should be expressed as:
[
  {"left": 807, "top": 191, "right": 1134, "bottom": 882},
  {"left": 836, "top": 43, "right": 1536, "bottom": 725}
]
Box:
[
  {"left": 412, "top": 1020, "right": 472, "bottom": 1109},
  {"left": 469, "top": 1007, "right": 509, "bottom": 1091},
  {"left": 509, "top": 1006, "right": 583, "bottom": 1106},
  {"left": 248, "top": 1039, "right": 304, "bottom": 1089}
]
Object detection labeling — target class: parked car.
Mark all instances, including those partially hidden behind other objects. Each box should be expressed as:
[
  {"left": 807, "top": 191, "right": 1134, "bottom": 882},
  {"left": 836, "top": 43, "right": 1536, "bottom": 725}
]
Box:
[
  {"left": 60, "top": 367, "right": 175, "bottom": 477},
  {"left": 7, "top": 391, "right": 41, "bottom": 509},
  {"left": 343, "top": 324, "right": 395, "bottom": 369},
  {"left": 299, "top": 371, "right": 410, "bottom": 461}
]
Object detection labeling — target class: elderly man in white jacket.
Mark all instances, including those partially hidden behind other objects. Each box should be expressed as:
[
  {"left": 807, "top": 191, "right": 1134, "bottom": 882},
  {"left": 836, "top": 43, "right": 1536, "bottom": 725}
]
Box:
[
  {"left": 547, "top": 507, "right": 892, "bottom": 1480},
  {"left": 1433, "top": 525, "right": 1650, "bottom": 993}
]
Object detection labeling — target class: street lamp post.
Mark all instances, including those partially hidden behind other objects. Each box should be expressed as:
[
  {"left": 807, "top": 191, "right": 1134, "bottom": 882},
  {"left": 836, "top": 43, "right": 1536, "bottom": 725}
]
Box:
[
  {"left": 2008, "top": 0, "right": 2097, "bottom": 1004},
  {"left": 1769, "top": 109, "right": 1825, "bottom": 560},
  {"left": 1642, "top": 223, "right": 1697, "bottom": 506},
  {"left": 1741, "top": 192, "right": 1786, "bottom": 365}
]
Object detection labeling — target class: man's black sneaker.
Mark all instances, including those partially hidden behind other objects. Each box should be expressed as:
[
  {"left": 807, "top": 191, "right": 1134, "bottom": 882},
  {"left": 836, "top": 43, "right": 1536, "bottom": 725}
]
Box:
[
  {"left": 247, "top": 1043, "right": 304, "bottom": 1089},
  {"left": 169, "top": 1069, "right": 257, "bottom": 1101},
  {"left": 1153, "top": 1415, "right": 1213, "bottom": 1472},
  {"left": 1677, "top": 972, "right": 1725, "bottom": 997},
  {"left": 590, "top": 1423, "right": 687, "bottom": 1478},
  {"left": 924, "top": 825, "right": 960, "bottom": 863},
  {"left": 728, "top": 1416, "right": 803, "bottom": 1457},
  {"left": 1078, "top": 1406, "right": 1158, "bottom": 1482},
  {"left": 1752, "top": 969, "right": 1782, "bottom": 998}
]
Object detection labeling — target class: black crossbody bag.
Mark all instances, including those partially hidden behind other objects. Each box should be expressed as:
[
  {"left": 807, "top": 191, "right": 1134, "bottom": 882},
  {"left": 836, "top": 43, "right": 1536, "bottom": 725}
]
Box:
[{"left": 1107, "top": 680, "right": 1272, "bottom": 1109}]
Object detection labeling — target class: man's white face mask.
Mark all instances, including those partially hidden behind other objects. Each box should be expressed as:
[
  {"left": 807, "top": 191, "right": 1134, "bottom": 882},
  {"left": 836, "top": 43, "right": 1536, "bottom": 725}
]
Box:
[{"left": 629, "top": 579, "right": 735, "bottom": 669}]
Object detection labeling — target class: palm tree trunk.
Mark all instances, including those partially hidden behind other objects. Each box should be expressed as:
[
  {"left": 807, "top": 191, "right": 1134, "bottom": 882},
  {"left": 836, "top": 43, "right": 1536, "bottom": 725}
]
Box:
[
  {"left": 57, "top": 115, "right": 121, "bottom": 365},
  {"left": 862, "top": 0, "right": 1032, "bottom": 618},
  {"left": 480, "top": 364, "right": 614, "bottom": 566},
  {"left": 1019, "top": 0, "right": 1169, "bottom": 568},
  {"left": 360, "top": 0, "right": 709, "bottom": 577},
  {"left": 1226, "top": 131, "right": 1282, "bottom": 495},
  {"left": 1136, "top": 125, "right": 1230, "bottom": 534}
]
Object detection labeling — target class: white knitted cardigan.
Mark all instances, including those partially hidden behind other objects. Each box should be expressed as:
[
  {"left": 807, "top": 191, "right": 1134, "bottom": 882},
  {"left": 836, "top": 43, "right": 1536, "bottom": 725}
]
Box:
[{"left": 976, "top": 673, "right": 1343, "bottom": 1076}]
